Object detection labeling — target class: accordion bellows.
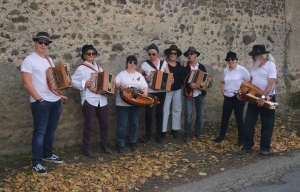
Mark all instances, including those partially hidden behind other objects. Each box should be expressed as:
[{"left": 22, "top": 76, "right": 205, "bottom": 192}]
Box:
[
  {"left": 120, "top": 87, "right": 160, "bottom": 107},
  {"left": 90, "top": 71, "right": 115, "bottom": 95},
  {"left": 148, "top": 71, "right": 173, "bottom": 91},
  {"left": 187, "top": 70, "right": 211, "bottom": 91},
  {"left": 46, "top": 64, "right": 72, "bottom": 91}
]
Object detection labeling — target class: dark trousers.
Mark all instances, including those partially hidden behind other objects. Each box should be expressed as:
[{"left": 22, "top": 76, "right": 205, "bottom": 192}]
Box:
[
  {"left": 144, "top": 92, "right": 166, "bottom": 138},
  {"left": 82, "top": 100, "right": 109, "bottom": 150},
  {"left": 219, "top": 95, "right": 245, "bottom": 141},
  {"left": 243, "top": 95, "right": 276, "bottom": 151}
]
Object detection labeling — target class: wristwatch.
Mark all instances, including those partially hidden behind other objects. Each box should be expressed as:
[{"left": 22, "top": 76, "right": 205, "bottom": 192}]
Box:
[{"left": 36, "top": 98, "right": 43, "bottom": 102}]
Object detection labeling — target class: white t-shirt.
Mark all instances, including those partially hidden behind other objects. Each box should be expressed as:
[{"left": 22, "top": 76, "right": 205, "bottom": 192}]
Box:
[
  {"left": 250, "top": 61, "right": 277, "bottom": 95},
  {"left": 115, "top": 70, "right": 148, "bottom": 106},
  {"left": 222, "top": 64, "right": 250, "bottom": 97},
  {"left": 190, "top": 63, "right": 202, "bottom": 97},
  {"left": 140, "top": 60, "right": 168, "bottom": 93},
  {"left": 21, "top": 52, "right": 61, "bottom": 103},
  {"left": 71, "top": 61, "right": 108, "bottom": 107}
]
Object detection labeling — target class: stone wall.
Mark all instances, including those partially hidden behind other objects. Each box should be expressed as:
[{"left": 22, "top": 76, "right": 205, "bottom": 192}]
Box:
[{"left": 0, "top": 0, "right": 299, "bottom": 155}]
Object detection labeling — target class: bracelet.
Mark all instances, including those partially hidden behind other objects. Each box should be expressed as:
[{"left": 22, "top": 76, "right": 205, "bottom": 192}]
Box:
[{"left": 37, "top": 98, "right": 43, "bottom": 102}]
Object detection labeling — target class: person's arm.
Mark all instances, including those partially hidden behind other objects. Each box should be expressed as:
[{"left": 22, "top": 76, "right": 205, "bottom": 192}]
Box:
[
  {"left": 71, "top": 68, "right": 92, "bottom": 90},
  {"left": 138, "top": 65, "right": 151, "bottom": 82},
  {"left": 257, "top": 78, "right": 276, "bottom": 106},
  {"left": 22, "top": 72, "right": 43, "bottom": 101},
  {"left": 220, "top": 81, "right": 225, "bottom": 95}
]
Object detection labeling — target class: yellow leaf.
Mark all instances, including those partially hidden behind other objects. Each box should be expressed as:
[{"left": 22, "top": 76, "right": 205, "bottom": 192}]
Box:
[
  {"left": 220, "top": 168, "right": 225, "bottom": 171},
  {"left": 199, "top": 172, "right": 207, "bottom": 176}
]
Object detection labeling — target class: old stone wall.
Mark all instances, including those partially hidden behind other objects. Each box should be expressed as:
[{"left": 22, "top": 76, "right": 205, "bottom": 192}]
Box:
[{"left": 0, "top": 0, "right": 299, "bottom": 155}]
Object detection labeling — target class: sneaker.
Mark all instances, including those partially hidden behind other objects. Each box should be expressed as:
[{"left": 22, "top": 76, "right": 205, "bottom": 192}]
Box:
[
  {"left": 171, "top": 130, "right": 179, "bottom": 138},
  {"left": 212, "top": 137, "right": 224, "bottom": 143},
  {"left": 238, "top": 147, "right": 252, "bottom": 155},
  {"left": 32, "top": 164, "right": 47, "bottom": 175},
  {"left": 42, "top": 154, "right": 63, "bottom": 163},
  {"left": 183, "top": 133, "right": 191, "bottom": 142}
]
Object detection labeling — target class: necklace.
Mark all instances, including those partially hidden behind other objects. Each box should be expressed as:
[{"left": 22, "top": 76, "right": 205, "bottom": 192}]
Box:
[{"left": 127, "top": 71, "right": 135, "bottom": 81}]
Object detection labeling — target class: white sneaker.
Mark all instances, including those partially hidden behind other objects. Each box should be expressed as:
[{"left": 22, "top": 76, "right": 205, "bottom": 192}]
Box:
[{"left": 32, "top": 164, "right": 47, "bottom": 175}]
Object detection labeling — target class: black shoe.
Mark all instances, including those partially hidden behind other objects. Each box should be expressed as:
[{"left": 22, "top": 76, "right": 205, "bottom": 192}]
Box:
[
  {"left": 183, "top": 133, "right": 191, "bottom": 142},
  {"left": 260, "top": 150, "right": 270, "bottom": 155},
  {"left": 238, "top": 147, "right": 252, "bottom": 155},
  {"left": 42, "top": 154, "right": 63, "bottom": 163},
  {"left": 155, "top": 136, "right": 163, "bottom": 143},
  {"left": 117, "top": 146, "right": 124, "bottom": 153},
  {"left": 212, "top": 137, "right": 224, "bottom": 143},
  {"left": 171, "top": 130, "right": 179, "bottom": 138},
  {"left": 141, "top": 135, "right": 150, "bottom": 143},
  {"left": 238, "top": 140, "right": 244, "bottom": 147},
  {"left": 32, "top": 164, "right": 47, "bottom": 175},
  {"left": 130, "top": 143, "right": 137, "bottom": 151},
  {"left": 161, "top": 132, "right": 167, "bottom": 139},
  {"left": 194, "top": 134, "right": 201, "bottom": 140}
]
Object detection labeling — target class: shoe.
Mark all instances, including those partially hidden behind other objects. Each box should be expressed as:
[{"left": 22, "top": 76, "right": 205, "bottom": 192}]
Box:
[
  {"left": 102, "top": 146, "right": 112, "bottom": 154},
  {"left": 238, "top": 147, "right": 252, "bottom": 155},
  {"left": 42, "top": 154, "right": 63, "bottom": 163},
  {"left": 141, "top": 135, "right": 150, "bottom": 143},
  {"left": 155, "top": 136, "right": 163, "bottom": 143},
  {"left": 32, "top": 164, "right": 47, "bottom": 175},
  {"left": 212, "top": 137, "right": 224, "bottom": 143},
  {"left": 117, "top": 146, "right": 124, "bottom": 153},
  {"left": 161, "top": 132, "right": 167, "bottom": 139},
  {"left": 238, "top": 140, "right": 244, "bottom": 147},
  {"left": 183, "top": 133, "right": 191, "bottom": 142},
  {"left": 171, "top": 130, "right": 179, "bottom": 138},
  {"left": 260, "top": 150, "right": 270, "bottom": 155},
  {"left": 130, "top": 143, "right": 137, "bottom": 151},
  {"left": 83, "top": 149, "right": 95, "bottom": 158},
  {"left": 194, "top": 134, "right": 201, "bottom": 140}
]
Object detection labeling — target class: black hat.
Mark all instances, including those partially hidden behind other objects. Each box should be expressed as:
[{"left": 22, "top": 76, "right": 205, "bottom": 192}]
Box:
[
  {"left": 126, "top": 55, "right": 137, "bottom": 63},
  {"left": 183, "top": 46, "right": 200, "bottom": 57},
  {"left": 147, "top": 43, "right": 159, "bottom": 53},
  {"left": 248, "top": 44, "right": 270, "bottom": 56},
  {"left": 164, "top": 45, "right": 182, "bottom": 57},
  {"left": 32, "top": 32, "right": 53, "bottom": 42},
  {"left": 81, "top": 45, "right": 98, "bottom": 60},
  {"left": 225, "top": 51, "right": 238, "bottom": 61}
]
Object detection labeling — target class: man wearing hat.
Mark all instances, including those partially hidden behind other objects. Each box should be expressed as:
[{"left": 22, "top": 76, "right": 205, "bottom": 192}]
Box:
[
  {"left": 239, "top": 44, "right": 277, "bottom": 155},
  {"left": 182, "top": 46, "right": 212, "bottom": 142},
  {"left": 21, "top": 32, "right": 69, "bottom": 175},
  {"left": 72, "top": 44, "right": 112, "bottom": 157}
]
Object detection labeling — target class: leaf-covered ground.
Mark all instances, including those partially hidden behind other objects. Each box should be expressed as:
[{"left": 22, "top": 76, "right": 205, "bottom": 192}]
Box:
[{"left": 1, "top": 109, "right": 300, "bottom": 192}]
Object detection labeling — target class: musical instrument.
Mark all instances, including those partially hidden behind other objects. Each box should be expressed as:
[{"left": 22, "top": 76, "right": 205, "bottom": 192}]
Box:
[
  {"left": 120, "top": 87, "right": 160, "bottom": 107},
  {"left": 148, "top": 71, "right": 173, "bottom": 91},
  {"left": 46, "top": 64, "right": 72, "bottom": 91},
  {"left": 187, "top": 70, "right": 212, "bottom": 91},
  {"left": 90, "top": 71, "right": 115, "bottom": 95},
  {"left": 239, "top": 81, "right": 278, "bottom": 110}
]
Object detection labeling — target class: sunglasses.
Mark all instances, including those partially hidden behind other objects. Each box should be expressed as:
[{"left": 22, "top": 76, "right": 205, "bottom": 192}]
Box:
[
  {"left": 37, "top": 41, "right": 50, "bottom": 46},
  {"left": 148, "top": 53, "right": 156, "bottom": 56},
  {"left": 226, "top": 58, "right": 235, "bottom": 61},
  {"left": 85, "top": 52, "right": 96, "bottom": 56},
  {"left": 188, "top": 53, "right": 195, "bottom": 56},
  {"left": 169, "top": 52, "right": 177, "bottom": 56},
  {"left": 128, "top": 61, "right": 137, "bottom": 64}
]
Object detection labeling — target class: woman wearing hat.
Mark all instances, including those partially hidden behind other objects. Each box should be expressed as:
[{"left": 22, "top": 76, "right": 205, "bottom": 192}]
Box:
[
  {"left": 72, "top": 45, "right": 112, "bottom": 157},
  {"left": 162, "top": 45, "right": 184, "bottom": 139},
  {"left": 115, "top": 55, "right": 148, "bottom": 153},
  {"left": 212, "top": 51, "right": 250, "bottom": 146},
  {"left": 137, "top": 43, "right": 173, "bottom": 143}
]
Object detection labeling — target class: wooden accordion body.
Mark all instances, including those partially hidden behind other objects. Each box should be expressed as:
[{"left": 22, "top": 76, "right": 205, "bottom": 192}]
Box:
[
  {"left": 187, "top": 70, "right": 212, "bottom": 91},
  {"left": 239, "top": 81, "right": 279, "bottom": 110},
  {"left": 46, "top": 64, "right": 72, "bottom": 91},
  {"left": 148, "top": 71, "right": 173, "bottom": 91},
  {"left": 90, "top": 71, "right": 115, "bottom": 95},
  {"left": 120, "top": 87, "right": 160, "bottom": 107}
]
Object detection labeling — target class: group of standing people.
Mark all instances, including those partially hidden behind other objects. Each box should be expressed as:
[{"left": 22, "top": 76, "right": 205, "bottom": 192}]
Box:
[{"left": 21, "top": 31, "right": 277, "bottom": 175}]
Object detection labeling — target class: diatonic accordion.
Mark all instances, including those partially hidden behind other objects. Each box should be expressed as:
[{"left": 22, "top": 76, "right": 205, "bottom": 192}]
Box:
[
  {"left": 148, "top": 71, "right": 173, "bottom": 91},
  {"left": 187, "top": 70, "right": 211, "bottom": 91},
  {"left": 46, "top": 64, "right": 72, "bottom": 91},
  {"left": 90, "top": 71, "right": 115, "bottom": 95}
]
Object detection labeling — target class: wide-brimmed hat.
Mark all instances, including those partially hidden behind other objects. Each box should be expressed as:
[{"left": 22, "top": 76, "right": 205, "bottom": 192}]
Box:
[
  {"left": 248, "top": 44, "right": 270, "bottom": 56},
  {"left": 81, "top": 45, "right": 98, "bottom": 60},
  {"left": 32, "top": 32, "right": 53, "bottom": 43},
  {"left": 164, "top": 45, "right": 182, "bottom": 57},
  {"left": 183, "top": 46, "right": 200, "bottom": 57},
  {"left": 225, "top": 51, "right": 238, "bottom": 61}
]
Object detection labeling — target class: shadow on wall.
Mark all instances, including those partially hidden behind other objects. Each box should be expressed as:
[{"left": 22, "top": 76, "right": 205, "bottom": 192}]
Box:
[{"left": 288, "top": 91, "right": 300, "bottom": 109}]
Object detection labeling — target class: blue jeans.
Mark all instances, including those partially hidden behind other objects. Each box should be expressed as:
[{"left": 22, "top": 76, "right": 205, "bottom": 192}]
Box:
[
  {"left": 116, "top": 106, "right": 140, "bottom": 147},
  {"left": 184, "top": 94, "right": 205, "bottom": 134},
  {"left": 243, "top": 95, "right": 276, "bottom": 151},
  {"left": 31, "top": 100, "right": 62, "bottom": 166}
]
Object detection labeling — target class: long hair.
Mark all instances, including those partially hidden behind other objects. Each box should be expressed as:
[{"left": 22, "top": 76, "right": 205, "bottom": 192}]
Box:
[{"left": 262, "top": 53, "right": 276, "bottom": 64}]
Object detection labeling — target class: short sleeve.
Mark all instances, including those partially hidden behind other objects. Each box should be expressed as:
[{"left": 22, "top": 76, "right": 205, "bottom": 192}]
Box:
[
  {"left": 161, "top": 61, "right": 168, "bottom": 71},
  {"left": 21, "top": 57, "right": 33, "bottom": 74},
  {"left": 241, "top": 67, "right": 250, "bottom": 81},
  {"left": 221, "top": 70, "right": 226, "bottom": 83},
  {"left": 115, "top": 72, "right": 121, "bottom": 83},
  {"left": 268, "top": 62, "right": 277, "bottom": 79},
  {"left": 141, "top": 62, "right": 148, "bottom": 72}
]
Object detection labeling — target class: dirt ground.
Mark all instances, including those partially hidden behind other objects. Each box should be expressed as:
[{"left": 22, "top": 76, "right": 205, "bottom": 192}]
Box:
[{"left": 1, "top": 109, "right": 300, "bottom": 191}]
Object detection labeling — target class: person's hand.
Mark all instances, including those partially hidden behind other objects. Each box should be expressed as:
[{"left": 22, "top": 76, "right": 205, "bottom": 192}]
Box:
[
  {"left": 62, "top": 62, "right": 70, "bottom": 72},
  {"left": 221, "top": 89, "right": 224, "bottom": 95},
  {"left": 115, "top": 83, "right": 121, "bottom": 88},
  {"left": 121, "top": 85, "right": 128, "bottom": 89},
  {"left": 169, "top": 77, "right": 174, "bottom": 85},
  {"left": 208, "top": 77, "right": 212, "bottom": 82},
  {"left": 190, "top": 83, "right": 197, "bottom": 89},
  {"left": 85, "top": 79, "right": 93, "bottom": 88},
  {"left": 142, "top": 90, "right": 148, "bottom": 97},
  {"left": 257, "top": 98, "right": 265, "bottom": 107},
  {"left": 183, "top": 61, "right": 187, "bottom": 67},
  {"left": 237, "top": 93, "right": 243, "bottom": 101},
  {"left": 145, "top": 75, "right": 151, "bottom": 82}
]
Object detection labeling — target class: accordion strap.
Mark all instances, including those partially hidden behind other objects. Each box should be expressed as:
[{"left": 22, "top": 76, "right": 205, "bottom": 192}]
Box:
[
  {"left": 78, "top": 63, "right": 100, "bottom": 72},
  {"left": 45, "top": 55, "right": 68, "bottom": 100}
]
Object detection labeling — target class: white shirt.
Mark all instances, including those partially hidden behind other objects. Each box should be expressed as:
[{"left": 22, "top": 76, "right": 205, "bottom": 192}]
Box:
[
  {"left": 71, "top": 61, "right": 108, "bottom": 107},
  {"left": 21, "top": 52, "right": 61, "bottom": 103},
  {"left": 115, "top": 70, "right": 148, "bottom": 106},
  {"left": 140, "top": 60, "right": 168, "bottom": 93},
  {"left": 250, "top": 61, "right": 277, "bottom": 95},
  {"left": 190, "top": 63, "right": 202, "bottom": 97},
  {"left": 222, "top": 64, "right": 250, "bottom": 97}
]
